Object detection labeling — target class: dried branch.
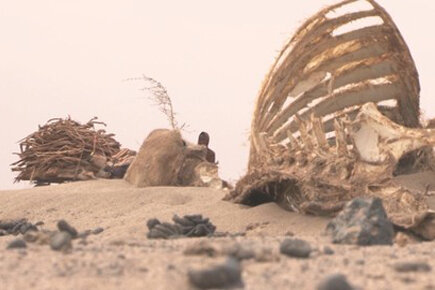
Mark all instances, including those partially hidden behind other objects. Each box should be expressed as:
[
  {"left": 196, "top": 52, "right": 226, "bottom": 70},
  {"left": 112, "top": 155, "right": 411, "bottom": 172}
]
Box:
[
  {"left": 126, "top": 74, "right": 180, "bottom": 130},
  {"left": 11, "top": 117, "right": 125, "bottom": 184}
]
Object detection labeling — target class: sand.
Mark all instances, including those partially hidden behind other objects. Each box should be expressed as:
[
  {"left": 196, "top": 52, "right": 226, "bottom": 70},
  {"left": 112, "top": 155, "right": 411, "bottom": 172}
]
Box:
[{"left": 0, "top": 178, "right": 434, "bottom": 290}]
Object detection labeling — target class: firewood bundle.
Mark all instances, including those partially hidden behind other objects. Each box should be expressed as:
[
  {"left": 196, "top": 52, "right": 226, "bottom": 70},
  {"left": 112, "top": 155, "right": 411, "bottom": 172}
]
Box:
[{"left": 11, "top": 117, "right": 134, "bottom": 184}]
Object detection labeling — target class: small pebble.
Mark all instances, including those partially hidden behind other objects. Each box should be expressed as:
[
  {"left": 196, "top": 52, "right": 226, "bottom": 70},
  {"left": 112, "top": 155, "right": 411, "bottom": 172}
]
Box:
[
  {"left": 393, "top": 262, "right": 432, "bottom": 273},
  {"left": 323, "top": 246, "right": 334, "bottom": 255},
  {"left": 50, "top": 231, "right": 72, "bottom": 251},
  {"left": 7, "top": 239, "right": 27, "bottom": 249},
  {"left": 317, "top": 274, "right": 354, "bottom": 290},
  {"left": 188, "top": 257, "right": 243, "bottom": 289},
  {"left": 280, "top": 238, "right": 312, "bottom": 258},
  {"left": 57, "top": 220, "right": 78, "bottom": 238},
  {"left": 92, "top": 227, "right": 104, "bottom": 235}
]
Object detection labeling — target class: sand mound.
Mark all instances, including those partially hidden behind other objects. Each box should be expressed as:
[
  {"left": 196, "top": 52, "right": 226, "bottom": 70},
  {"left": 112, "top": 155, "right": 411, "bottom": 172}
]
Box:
[{"left": 1, "top": 179, "right": 434, "bottom": 290}]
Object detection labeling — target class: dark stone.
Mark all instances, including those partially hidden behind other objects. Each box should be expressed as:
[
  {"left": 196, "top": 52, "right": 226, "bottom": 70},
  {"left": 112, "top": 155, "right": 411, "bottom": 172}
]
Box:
[
  {"left": 323, "top": 246, "right": 334, "bottom": 255},
  {"left": 173, "top": 214, "right": 216, "bottom": 237},
  {"left": 50, "top": 231, "right": 72, "bottom": 251},
  {"left": 188, "top": 257, "right": 243, "bottom": 289},
  {"left": 326, "top": 197, "right": 394, "bottom": 245},
  {"left": 147, "top": 214, "right": 216, "bottom": 239},
  {"left": 393, "top": 262, "right": 432, "bottom": 273},
  {"left": 147, "top": 222, "right": 181, "bottom": 239},
  {"left": 146, "top": 218, "right": 161, "bottom": 230},
  {"left": 0, "top": 219, "right": 38, "bottom": 235},
  {"left": 317, "top": 274, "right": 354, "bottom": 290},
  {"left": 280, "top": 238, "right": 312, "bottom": 258},
  {"left": 57, "top": 220, "right": 78, "bottom": 238},
  {"left": 7, "top": 238, "right": 27, "bottom": 249},
  {"left": 92, "top": 227, "right": 104, "bottom": 235}
]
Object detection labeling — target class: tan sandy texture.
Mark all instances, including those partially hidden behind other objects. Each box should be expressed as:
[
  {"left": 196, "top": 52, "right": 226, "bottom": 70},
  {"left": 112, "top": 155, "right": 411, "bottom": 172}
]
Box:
[{"left": 0, "top": 178, "right": 434, "bottom": 290}]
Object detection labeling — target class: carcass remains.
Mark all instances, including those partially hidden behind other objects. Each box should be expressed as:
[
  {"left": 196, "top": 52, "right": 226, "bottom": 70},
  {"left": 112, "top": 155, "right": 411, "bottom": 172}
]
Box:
[{"left": 225, "top": 0, "right": 435, "bottom": 239}]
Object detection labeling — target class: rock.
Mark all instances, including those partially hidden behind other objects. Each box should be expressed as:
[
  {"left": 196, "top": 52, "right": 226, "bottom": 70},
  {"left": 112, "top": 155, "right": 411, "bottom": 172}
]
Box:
[
  {"left": 7, "top": 239, "right": 27, "bottom": 249},
  {"left": 172, "top": 214, "right": 216, "bottom": 237},
  {"left": 92, "top": 227, "right": 104, "bottom": 235},
  {"left": 393, "top": 262, "right": 432, "bottom": 273},
  {"left": 57, "top": 220, "right": 78, "bottom": 238},
  {"left": 188, "top": 257, "right": 243, "bottom": 289},
  {"left": 326, "top": 197, "right": 394, "bottom": 245},
  {"left": 0, "top": 219, "right": 39, "bottom": 235},
  {"left": 317, "top": 274, "right": 353, "bottom": 290},
  {"left": 146, "top": 218, "right": 161, "bottom": 230},
  {"left": 147, "top": 214, "right": 216, "bottom": 239},
  {"left": 280, "top": 238, "right": 312, "bottom": 258},
  {"left": 323, "top": 246, "right": 334, "bottom": 255},
  {"left": 50, "top": 231, "right": 72, "bottom": 251}
]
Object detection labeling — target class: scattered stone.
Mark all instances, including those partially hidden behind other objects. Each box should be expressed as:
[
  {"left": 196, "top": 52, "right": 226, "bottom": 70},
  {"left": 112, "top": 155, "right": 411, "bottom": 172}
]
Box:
[
  {"left": 77, "top": 230, "right": 92, "bottom": 239},
  {"left": 280, "top": 238, "right": 312, "bottom": 258},
  {"left": 146, "top": 218, "right": 160, "bottom": 230},
  {"left": 184, "top": 240, "right": 218, "bottom": 257},
  {"left": 188, "top": 257, "right": 243, "bottom": 289},
  {"left": 317, "top": 274, "right": 354, "bottom": 290},
  {"left": 147, "top": 214, "right": 216, "bottom": 239},
  {"left": 326, "top": 198, "right": 394, "bottom": 246},
  {"left": 7, "top": 238, "right": 27, "bottom": 249},
  {"left": 0, "top": 230, "right": 7, "bottom": 236},
  {"left": 50, "top": 231, "right": 72, "bottom": 251},
  {"left": 393, "top": 261, "right": 432, "bottom": 273},
  {"left": 0, "top": 219, "right": 39, "bottom": 236},
  {"left": 92, "top": 227, "right": 104, "bottom": 235},
  {"left": 57, "top": 220, "right": 78, "bottom": 238},
  {"left": 323, "top": 246, "right": 334, "bottom": 255}
]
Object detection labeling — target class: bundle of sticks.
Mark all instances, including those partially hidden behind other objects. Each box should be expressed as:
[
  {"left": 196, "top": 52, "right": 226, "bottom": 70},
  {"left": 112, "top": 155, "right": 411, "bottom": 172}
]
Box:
[{"left": 11, "top": 117, "right": 135, "bottom": 185}]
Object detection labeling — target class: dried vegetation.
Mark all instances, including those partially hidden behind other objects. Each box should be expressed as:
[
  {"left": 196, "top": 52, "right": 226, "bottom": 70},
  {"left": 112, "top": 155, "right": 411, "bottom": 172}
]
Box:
[{"left": 11, "top": 117, "right": 132, "bottom": 184}]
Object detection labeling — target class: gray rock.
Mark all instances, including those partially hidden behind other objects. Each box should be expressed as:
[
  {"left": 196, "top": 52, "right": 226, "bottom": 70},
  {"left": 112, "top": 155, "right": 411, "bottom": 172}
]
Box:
[
  {"left": 50, "top": 231, "right": 72, "bottom": 251},
  {"left": 323, "top": 246, "right": 334, "bottom": 255},
  {"left": 188, "top": 257, "right": 243, "bottom": 289},
  {"left": 393, "top": 261, "right": 432, "bottom": 272},
  {"left": 280, "top": 238, "right": 312, "bottom": 258},
  {"left": 317, "top": 274, "right": 354, "bottom": 290},
  {"left": 7, "top": 238, "right": 27, "bottom": 249},
  {"left": 92, "top": 227, "right": 104, "bottom": 235},
  {"left": 57, "top": 220, "right": 78, "bottom": 238},
  {"left": 326, "top": 197, "right": 394, "bottom": 245}
]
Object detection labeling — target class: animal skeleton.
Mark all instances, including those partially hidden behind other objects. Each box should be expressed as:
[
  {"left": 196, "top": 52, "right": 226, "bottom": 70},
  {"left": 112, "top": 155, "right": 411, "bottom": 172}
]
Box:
[{"left": 226, "top": 0, "right": 435, "bottom": 239}]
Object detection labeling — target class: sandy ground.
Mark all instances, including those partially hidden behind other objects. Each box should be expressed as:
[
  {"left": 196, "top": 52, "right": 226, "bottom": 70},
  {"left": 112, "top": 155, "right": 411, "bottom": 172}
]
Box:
[{"left": 0, "top": 178, "right": 435, "bottom": 290}]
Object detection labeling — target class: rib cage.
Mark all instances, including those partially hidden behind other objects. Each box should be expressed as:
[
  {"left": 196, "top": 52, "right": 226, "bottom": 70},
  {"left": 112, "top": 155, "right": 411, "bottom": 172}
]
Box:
[{"left": 250, "top": 0, "right": 420, "bottom": 169}]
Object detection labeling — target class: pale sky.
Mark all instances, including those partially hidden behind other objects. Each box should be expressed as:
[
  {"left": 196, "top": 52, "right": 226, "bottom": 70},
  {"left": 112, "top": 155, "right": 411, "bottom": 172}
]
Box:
[{"left": 1, "top": 0, "right": 434, "bottom": 189}]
